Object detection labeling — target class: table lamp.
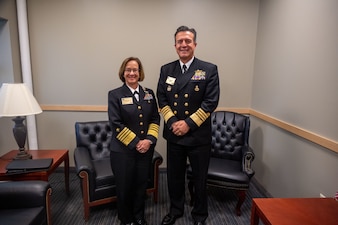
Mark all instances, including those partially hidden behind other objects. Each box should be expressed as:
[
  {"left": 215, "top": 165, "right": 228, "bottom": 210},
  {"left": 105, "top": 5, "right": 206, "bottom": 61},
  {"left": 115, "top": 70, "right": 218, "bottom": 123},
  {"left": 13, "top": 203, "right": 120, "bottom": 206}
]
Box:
[{"left": 0, "top": 83, "right": 42, "bottom": 160}]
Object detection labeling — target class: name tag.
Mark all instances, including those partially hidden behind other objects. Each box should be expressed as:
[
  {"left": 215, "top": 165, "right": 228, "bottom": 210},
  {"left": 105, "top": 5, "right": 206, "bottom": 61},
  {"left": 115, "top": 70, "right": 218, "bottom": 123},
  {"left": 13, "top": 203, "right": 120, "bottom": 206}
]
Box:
[
  {"left": 121, "top": 97, "right": 133, "bottom": 105},
  {"left": 166, "top": 76, "right": 176, "bottom": 85}
]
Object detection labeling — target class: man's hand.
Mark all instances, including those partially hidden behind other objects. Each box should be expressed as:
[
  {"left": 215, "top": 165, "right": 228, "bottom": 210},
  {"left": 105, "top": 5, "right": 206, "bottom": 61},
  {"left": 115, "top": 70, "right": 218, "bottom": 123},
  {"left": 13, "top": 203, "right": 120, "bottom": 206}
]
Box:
[{"left": 171, "top": 120, "right": 190, "bottom": 136}]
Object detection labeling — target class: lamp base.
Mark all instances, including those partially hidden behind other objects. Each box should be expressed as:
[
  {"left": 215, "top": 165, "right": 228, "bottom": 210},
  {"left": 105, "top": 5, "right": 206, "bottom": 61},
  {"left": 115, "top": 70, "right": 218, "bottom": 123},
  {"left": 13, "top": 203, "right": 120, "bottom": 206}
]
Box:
[
  {"left": 12, "top": 116, "right": 32, "bottom": 160},
  {"left": 14, "top": 150, "right": 32, "bottom": 160}
]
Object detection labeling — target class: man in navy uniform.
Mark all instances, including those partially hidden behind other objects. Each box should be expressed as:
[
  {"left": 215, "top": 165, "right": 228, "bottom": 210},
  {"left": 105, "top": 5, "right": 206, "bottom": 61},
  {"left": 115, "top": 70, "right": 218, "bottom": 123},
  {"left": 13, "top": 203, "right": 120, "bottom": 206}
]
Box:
[{"left": 157, "top": 26, "right": 220, "bottom": 225}]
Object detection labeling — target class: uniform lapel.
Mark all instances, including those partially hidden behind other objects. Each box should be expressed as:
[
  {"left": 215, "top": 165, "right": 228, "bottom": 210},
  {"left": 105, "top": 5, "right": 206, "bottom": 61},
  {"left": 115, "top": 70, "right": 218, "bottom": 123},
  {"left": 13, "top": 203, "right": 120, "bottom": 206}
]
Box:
[
  {"left": 165, "top": 62, "right": 181, "bottom": 93},
  {"left": 138, "top": 85, "right": 144, "bottom": 103},
  {"left": 175, "top": 58, "right": 198, "bottom": 92},
  {"left": 121, "top": 84, "right": 132, "bottom": 97}
]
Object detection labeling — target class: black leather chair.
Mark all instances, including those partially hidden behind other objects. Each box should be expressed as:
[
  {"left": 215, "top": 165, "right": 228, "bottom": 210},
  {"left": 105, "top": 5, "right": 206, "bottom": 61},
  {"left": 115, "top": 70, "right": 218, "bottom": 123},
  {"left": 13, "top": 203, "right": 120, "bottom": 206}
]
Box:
[
  {"left": 74, "top": 121, "right": 163, "bottom": 221},
  {"left": 187, "top": 111, "right": 255, "bottom": 216},
  {"left": 0, "top": 180, "right": 52, "bottom": 225}
]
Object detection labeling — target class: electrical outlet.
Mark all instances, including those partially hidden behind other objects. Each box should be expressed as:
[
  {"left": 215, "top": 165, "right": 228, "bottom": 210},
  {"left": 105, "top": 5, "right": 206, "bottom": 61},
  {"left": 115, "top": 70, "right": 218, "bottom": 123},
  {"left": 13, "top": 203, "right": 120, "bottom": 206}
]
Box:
[{"left": 320, "top": 193, "right": 326, "bottom": 198}]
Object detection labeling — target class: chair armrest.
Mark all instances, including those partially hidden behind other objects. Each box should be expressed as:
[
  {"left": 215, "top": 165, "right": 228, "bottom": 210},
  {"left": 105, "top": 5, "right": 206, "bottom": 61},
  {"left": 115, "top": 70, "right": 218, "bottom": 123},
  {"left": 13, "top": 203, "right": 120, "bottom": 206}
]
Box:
[
  {"left": 74, "top": 146, "right": 96, "bottom": 178},
  {"left": 242, "top": 146, "right": 255, "bottom": 178},
  {"left": 152, "top": 150, "right": 163, "bottom": 165},
  {"left": 0, "top": 180, "right": 51, "bottom": 209},
  {"left": 148, "top": 150, "right": 163, "bottom": 187}
]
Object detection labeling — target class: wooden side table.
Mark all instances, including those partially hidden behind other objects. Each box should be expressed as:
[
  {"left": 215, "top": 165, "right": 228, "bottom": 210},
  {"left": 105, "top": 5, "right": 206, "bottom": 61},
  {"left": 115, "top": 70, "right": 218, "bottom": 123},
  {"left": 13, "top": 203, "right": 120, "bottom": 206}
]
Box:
[
  {"left": 251, "top": 198, "right": 338, "bottom": 225},
  {"left": 0, "top": 149, "right": 70, "bottom": 195}
]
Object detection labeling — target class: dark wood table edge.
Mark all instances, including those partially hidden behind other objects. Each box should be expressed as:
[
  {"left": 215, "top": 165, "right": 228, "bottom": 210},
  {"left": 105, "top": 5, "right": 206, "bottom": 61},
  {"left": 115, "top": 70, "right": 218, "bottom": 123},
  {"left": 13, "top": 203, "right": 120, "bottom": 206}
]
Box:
[
  {"left": 251, "top": 198, "right": 338, "bottom": 225},
  {"left": 0, "top": 149, "right": 70, "bottom": 195}
]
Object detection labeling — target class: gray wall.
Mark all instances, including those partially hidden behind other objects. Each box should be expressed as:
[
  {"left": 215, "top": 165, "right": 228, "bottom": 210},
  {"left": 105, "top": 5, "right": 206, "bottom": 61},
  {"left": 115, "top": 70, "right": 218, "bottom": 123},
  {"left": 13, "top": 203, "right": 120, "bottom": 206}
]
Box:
[
  {"left": 0, "top": 0, "right": 337, "bottom": 198},
  {"left": 25, "top": 0, "right": 259, "bottom": 167},
  {"left": 251, "top": 0, "right": 338, "bottom": 198},
  {"left": 0, "top": 18, "right": 14, "bottom": 84},
  {"left": 0, "top": 0, "right": 21, "bottom": 83},
  {"left": 28, "top": 0, "right": 258, "bottom": 107},
  {"left": 0, "top": 0, "right": 22, "bottom": 150}
]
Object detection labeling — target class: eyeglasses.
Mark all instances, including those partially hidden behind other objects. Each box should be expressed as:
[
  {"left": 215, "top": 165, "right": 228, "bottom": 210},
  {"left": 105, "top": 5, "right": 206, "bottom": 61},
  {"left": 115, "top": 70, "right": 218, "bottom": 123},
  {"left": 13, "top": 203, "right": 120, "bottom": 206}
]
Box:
[{"left": 125, "top": 68, "right": 139, "bottom": 73}]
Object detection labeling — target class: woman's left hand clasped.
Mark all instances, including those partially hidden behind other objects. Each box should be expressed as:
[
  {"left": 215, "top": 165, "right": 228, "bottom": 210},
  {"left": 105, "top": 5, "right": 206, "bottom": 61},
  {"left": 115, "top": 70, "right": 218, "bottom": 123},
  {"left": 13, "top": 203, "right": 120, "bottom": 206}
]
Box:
[{"left": 136, "top": 139, "right": 151, "bottom": 153}]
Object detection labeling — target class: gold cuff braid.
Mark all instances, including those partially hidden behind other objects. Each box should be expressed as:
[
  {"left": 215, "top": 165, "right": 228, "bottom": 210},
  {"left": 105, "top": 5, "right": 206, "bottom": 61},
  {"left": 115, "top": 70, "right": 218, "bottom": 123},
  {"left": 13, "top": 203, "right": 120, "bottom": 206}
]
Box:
[
  {"left": 147, "top": 123, "right": 159, "bottom": 139},
  {"left": 160, "top": 105, "right": 175, "bottom": 123},
  {"left": 116, "top": 127, "right": 136, "bottom": 146},
  {"left": 190, "top": 108, "right": 210, "bottom": 127}
]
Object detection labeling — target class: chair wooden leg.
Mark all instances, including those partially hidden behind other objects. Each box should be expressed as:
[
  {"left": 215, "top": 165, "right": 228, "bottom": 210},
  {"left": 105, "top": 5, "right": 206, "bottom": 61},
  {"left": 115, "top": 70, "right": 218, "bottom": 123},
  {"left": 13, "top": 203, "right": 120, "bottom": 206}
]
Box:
[
  {"left": 80, "top": 171, "right": 90, "bottom": 221},
  {"left": 236, "top": 190, "right": 246, "bottom": 216},
  {"left": 153, "top": 189, "right": 158, "bottom": 203},
  {"left": 188, "top": 180, "right": 195, "bottom": 206},
  {"left": 46, "top": 187, "right": 52, "bottom": 225},
  {"left": 84, "top": 202, "right": 90, "bottom": 221},
  {"left": 153, "top": 162, "right": 160, "bottom": 203}
]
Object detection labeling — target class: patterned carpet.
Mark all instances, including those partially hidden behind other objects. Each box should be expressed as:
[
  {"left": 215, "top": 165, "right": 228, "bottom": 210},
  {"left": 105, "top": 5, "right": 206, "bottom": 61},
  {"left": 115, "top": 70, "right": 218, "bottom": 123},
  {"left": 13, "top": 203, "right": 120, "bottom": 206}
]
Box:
[{"left": 49, "top": 171, "right": 266, "bottom": 225}]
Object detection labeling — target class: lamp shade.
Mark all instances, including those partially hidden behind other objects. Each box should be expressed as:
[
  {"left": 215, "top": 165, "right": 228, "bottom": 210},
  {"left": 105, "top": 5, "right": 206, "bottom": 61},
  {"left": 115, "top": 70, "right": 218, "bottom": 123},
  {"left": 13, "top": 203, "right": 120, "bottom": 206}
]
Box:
[{"left": 0, "top": 83, "right": 42, "bottom": 117}]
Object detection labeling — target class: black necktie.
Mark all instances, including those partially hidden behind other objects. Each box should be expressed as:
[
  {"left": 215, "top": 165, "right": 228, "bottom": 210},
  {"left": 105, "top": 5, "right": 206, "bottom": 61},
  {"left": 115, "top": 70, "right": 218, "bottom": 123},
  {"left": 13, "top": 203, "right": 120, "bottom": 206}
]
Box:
[
  {"left": 133, "top": 91, "right": 139, "bottom": 101},
  {"left": 183, "top": 64, "right": 187, "bottom": 74}
]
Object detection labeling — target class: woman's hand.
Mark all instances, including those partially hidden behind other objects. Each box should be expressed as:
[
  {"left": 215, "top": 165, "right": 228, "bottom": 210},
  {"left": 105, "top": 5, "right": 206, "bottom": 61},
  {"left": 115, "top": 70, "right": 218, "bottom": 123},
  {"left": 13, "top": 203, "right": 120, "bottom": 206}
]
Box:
[{"left": 136, "top": 139, "right": 152, "bottom": 153}]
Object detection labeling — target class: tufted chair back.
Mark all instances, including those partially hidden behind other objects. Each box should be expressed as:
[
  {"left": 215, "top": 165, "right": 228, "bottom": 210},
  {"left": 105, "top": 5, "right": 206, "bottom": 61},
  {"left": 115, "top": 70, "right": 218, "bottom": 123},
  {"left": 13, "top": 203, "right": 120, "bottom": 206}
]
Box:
[
  {"left": 210, "top": 111, "right": 250, "bottom": 161},
  {"left": 75, "top": 121, "right": 112, "bottom": 160},
  {"left": 187, "top": 111, "right": 255, "bottom": 216},
  {"left": 74, "top": 120, "right": 163, "bottom": 221}
]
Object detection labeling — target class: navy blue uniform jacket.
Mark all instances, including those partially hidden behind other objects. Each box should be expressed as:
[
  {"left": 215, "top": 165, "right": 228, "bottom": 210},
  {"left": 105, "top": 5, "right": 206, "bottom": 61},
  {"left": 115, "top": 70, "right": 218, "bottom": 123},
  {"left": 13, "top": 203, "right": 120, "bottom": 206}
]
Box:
[
  {"left": 108, "top": 84, "right": 160, "bottom": 152},
  {"left": 157, "top": 58, "right": 220, "bottom": 146}
]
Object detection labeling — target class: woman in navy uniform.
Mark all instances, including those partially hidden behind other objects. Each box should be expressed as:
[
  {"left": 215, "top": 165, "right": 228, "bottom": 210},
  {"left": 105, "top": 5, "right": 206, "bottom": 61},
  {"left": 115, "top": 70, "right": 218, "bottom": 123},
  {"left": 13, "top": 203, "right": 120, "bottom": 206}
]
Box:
[
  {"left": 157, "top": 26, "right": 220, "bottom": 225},
  {"left": 108, "top": 57, "right": 160, "bottom": 225}
]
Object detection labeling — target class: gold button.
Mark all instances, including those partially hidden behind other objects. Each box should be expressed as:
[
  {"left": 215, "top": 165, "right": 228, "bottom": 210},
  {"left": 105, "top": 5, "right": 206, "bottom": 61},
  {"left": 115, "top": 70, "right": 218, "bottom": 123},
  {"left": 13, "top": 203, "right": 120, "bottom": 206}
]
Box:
[
  {"left": 116, "top": 128, "right": 120, "bottom": 132},
  {"left": 174, "top": 94, "right": 178, "bottom": 98},
  {"left": 141, "top": 130, "right": 144, "bottom": 134},
  {"left": 174, "top": 110, "right": 177, "bottom": 114},
  {"left": 174, "top": 102, "right": 177, "bottom": 106},
  {"left": 184, "top": 102, "right": 188, "bottom": 107},
  {"left": 138, "top": 106, "right": 142, "bottom": 110},
  {"left": 184, "top": 94, "right": 189, "bottom": 98},
  {"left": 139, "top": 114, "right": 143, "bottom": 118},
  {"left": 140, "top": 122, "right": 143, "bottom": 126},
  {"left": 185, "top": 111, "right": 189, "bottom": 115}
]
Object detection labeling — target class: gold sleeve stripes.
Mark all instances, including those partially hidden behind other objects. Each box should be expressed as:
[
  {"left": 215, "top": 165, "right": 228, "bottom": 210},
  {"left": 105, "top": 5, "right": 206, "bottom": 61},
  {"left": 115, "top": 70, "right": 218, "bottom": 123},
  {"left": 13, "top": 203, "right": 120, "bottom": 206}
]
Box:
[
  {"left": 147, "top": 123, "right": 159, "bottom": 138},
  {"left": 190, "top": 108, "right": 210, "bottom": 127},
  {"left": 116, "top": 127, "right": 136, "bottom": 146},
  {"left": 160, "top": 105, "right": 175, "bottom": 123}
]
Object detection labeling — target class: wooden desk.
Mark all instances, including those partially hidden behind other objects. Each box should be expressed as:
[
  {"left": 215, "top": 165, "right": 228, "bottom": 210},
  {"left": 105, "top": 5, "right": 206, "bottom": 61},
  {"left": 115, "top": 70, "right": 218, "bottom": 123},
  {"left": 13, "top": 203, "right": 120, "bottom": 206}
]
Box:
[
  {"left": 0, "top": 149, "right": 69, "bottom": 195},
  {"left": 251, "top": 198, "right": 338, "bottom": 225}
]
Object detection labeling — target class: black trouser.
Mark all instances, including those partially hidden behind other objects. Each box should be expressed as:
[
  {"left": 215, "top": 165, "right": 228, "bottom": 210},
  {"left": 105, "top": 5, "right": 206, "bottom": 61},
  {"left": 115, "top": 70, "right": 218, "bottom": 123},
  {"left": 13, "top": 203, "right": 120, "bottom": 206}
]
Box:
[
  {"left": 110, "top": 149, "right": 153, "bottom": 224},
  {"left": 166, "top": 142, "right": 210, "bottom": 222}
]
